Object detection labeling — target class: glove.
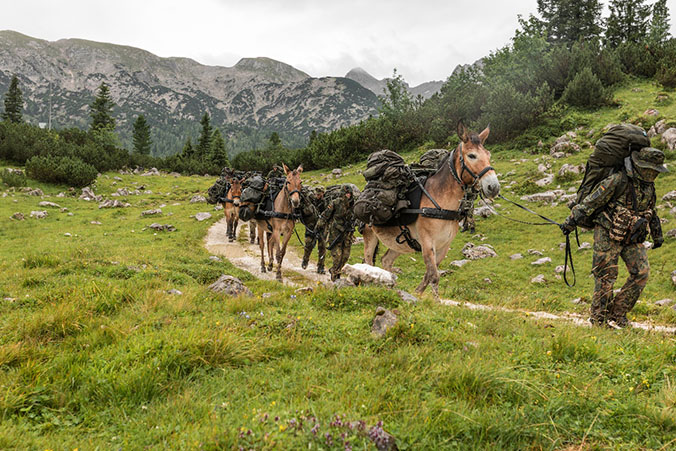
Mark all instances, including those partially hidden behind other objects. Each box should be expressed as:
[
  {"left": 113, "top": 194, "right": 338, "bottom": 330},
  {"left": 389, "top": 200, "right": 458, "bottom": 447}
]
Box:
[
  {"left": 560, "top": 216, "right": 576, "bottom": 235},
  {"left": 652, "top": 238, "right": 663, "bottom": 249}
]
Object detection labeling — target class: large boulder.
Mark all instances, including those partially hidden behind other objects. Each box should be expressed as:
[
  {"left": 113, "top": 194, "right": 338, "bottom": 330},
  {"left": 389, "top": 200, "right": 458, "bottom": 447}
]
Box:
[
  {"left": 371, "top": 307, "right": 398, "bottom": 338},
  {"left": 663, "top": 190, "right": 676, "bottom": 202},
  {"left": 208, "top": 275, "right": 253, "bottom": 297},
  {"left": 662, "top": 128, "right": 676, "bottom": 151},
  {"left": 535, "top": 174, "right": 554, "bottom": 187},
  {"left": 141, "top": 167, "right": 161, "bottom": 176},
  {"left": 195, "top": 212, "right": 212, "bottom": 221},
  {"left": 655, "top": 119, "right": 668, "bottom": 135},
  {"left": 462, "top": 242, "right": 497, "bottom": 260},
  {"left": 550, "top": 142, "right": 580, "bottom": 155},
  {"left": 342, "top": 263, "right": 397, "bottom": 287},
  {"left": 558, "top": 163, "right": 585, "bottom": 177},
  {"left": 30, "top": 210, "right": 48, "bottom": 219},
  {"left": 80, "top": 187, "right": 102, "bottom": 202}
]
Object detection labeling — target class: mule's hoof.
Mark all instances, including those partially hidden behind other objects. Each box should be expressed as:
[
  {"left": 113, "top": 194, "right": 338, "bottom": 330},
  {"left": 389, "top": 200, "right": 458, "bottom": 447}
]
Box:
[
  {"left": 261, "top": 266, "right": 266, "bottom": 273},
  {"left": 267, "top": 264, "right": 273, "bottom": 271},
  {"left": 250, "top": 239, "right": 256, "bottom": 244},
  {"left": 276, "top": 274, "right": 283, "bottom": 281}
]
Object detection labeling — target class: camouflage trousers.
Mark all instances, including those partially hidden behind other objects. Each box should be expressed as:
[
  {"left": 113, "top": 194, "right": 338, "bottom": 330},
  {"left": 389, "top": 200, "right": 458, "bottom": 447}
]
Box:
[
  {"left": 591, "top": 225, "right": 650, "bottom": 325},
  {"left": 328, "top": 230, "right": 353, "bottom": 281},
  {"left": 302, "top": 229, "right": 326, "bottom": 271},
  {"left": 460, "top": 210, "right": 475, "bottom": 233}
]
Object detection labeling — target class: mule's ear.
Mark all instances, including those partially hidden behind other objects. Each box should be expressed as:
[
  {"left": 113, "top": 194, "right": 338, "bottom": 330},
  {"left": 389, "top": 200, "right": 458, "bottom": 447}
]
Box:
[
  {"left": 296, "top": 165, "right": 303, "bottom": 174},
  {"left": 457, "top": 120, "right": 469, "bottom": 143},
  {"left": 282, "top": 163, "right": 290, "bottom": 174},
  {"left": 478, "top": 124, "right": 490, "bottom": 145}
]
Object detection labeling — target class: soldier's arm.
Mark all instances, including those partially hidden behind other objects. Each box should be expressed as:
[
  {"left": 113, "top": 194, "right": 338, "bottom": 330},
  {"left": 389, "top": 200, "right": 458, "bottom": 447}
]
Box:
[
  {"left": 571, "top": 172, "right": 624, "bottom": 222},
  {"left": 316, "top": 201, "right": 335, "bottom": 230}
]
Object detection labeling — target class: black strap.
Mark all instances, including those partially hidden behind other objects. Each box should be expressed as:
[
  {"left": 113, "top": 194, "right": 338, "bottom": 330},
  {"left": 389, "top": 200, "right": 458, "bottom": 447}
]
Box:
[
  {"left": 399, "top": 208, "right": 461, "bottom": 220},
  {"left": 396, "top": 225, "right": 421, "bottom": 251}
]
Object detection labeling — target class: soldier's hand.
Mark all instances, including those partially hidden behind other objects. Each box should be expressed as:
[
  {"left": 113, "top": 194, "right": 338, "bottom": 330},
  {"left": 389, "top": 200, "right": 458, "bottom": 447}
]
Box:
[
  {"left": 559, "top": 216, "right": 576, "bottom": 235},
  {"left": 652, "top": 238, "right": 663, "bottom": 249}
]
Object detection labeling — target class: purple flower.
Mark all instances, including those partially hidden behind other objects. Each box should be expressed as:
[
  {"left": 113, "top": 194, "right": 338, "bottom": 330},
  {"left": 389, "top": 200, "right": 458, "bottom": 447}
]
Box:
[{"left": 311, "top": 423, "right": 320, "bottom": 436}]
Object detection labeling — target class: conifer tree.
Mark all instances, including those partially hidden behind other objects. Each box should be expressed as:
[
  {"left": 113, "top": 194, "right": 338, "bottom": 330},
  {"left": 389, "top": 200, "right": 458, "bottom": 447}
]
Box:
[
  {"left": 196, "top": 113, "right": 212, "bottom": 160},
  {"left": 132, "top": 114, "right": 152, "bottom": 155},
  {"left": 536, "top": 0, "right": 602, "bottom": 45},
  {"left": 2, "top": 75, "right": 23, "bottom": 123},
  {"left": 605, "top": 0, "right": 651, "bottom": 47},
  {"left": 267, "top": 132, "right": 282, "bottom": 150},
  {"left": 181, "top": 137, "right": 194, "bottom": 158},
  {"left": 209, "top": 128, "right": 229, "bottom": 169},
  {"left": 89, "top": 82, "right": 116, "bottom": 131},
  {"left": 649, "top": 0, "right": 671, "bottom": 44}
]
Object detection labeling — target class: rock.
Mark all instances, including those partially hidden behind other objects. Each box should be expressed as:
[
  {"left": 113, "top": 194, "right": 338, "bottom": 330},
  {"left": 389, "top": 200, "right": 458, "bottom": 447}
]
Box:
[
  {"left": 666, "top": 229, "right": 676, "bottom": 239},
  {"left": 483, "top": 278, "right": 492, "bottom": 284},
  {"left": 141, "top": 167, "right": 161, "bottom": 176},
  {"left": 586, "top": 129, "right": 596, "bottom": 138},
  {"left": 662, "top": 190, "right": 676, "bottom": 202},
  {"left": 295, "top": 286, "right": 313, "bottom": 294},
  {"left": 80, "top": 187, "right": 102, "bottom": 202},
  {"left": 655, "top": 299, "right": 675, "bottom": 307},
  {"left": 10, "top": 212, "right": 24, "bottom": 220},
  {"left": 531, "top": 274, "right": 546, "bottom": 284},
  {"left": 554, "top": 131, "right": 577, "bottom": 145},
  {"left": 655, "top": 119, "right": 668, "bottom": 135},
  {"left": 195, "top": 212, "right": 212, "bottom": 221},
  {"left": 214, "top": 205, "right": 223, "bottom": 211},
  {"left": 208, "top": 275, "right": 253, "bottom": 297},
  {"left": 462, "top": 242, "right": 497, "bottom": 260},
  {"left": 169, "top": 172, "right": 181, "bottom": 177},
  {"left": 332, "top": 168, "right": 342, "bottom": 178},
  {"left": 510, "top": 253, "right": 523, "bottom": 260},
  {"left": 111, "top": 188, "right": 130, "bottom": 197},
  {"left": 90, "top": 221, "right": 102, "bottom": 225},
  {"left": 531, "top": 257, "right": 552, "bottom": 265},
  {"left": 113, "top": 176, "right": 123, "bottom": 181},
  {"left": 64, "top": 232, "right": 71, "bottom": 237},
  {"left": 662, "top": 128, "right": 676, "bottom": 151},
  {"left": 643, "top": 241, "right": 653, "bottom": 250},
  {"left": 397, "top": 290, "right": 418, "bottom": 304},
  {"left": 342, "top": 263, "right": 397, "bottom": 287},
  {"left": 167, "top": 289, "right": 183, "bottom": 295},
  {"left": 648, "top": 126, "right": 657, "bottom": 138},
  {"left": 99, "top": 200, "right": 130, "bottom": 209},
  {"left": 142, "top": 209, "right": 162, "bottom": 216},
  {"left": 528, "top": 249, "right": 544, "bottom": 256},
  {"left": 672, "top": 270, "right": 676, "bottom": 287},
  {"left": 631, "top": 88, "right": 643, "bottom": 92},
  {"left": 333, "top": 278, "right": 356, "bottom": 288},
  {"left": 148, "top": 223, "right": 176, "bottom": 232},
  {"left": 474, "top": 206, "right": 494, "bottom": 218},
  {"left": 644, "top": 108, "right": 659, "bottom": 116},
  {"left": 209, "top": 256, "right": 222, "bottom": 262},
  {"left": 30, "top": 210, "right": 48, "bottom": 219},
  {"left": 38, "top": 201, "right": 60, "bottom": 208},
  {"left": 550, "top": 141, "right": 580, "bottom": 155},
  {"left": 571, "top": 297, "right": 585, "bottom": 305},
  {"left": 521, "top": 190, "right": 565, "bottom": 203},
  {"left": 535, "top": 174, "right": 554, "bottom": 187},
  {"left": 371, "top": 307, "right": 398, "bottom": 338},
  {"left": 551, "top": 152, "right": 566, "bottom": 159},
  {"left": 537, "top": 163, "right": 549, "bottom": 173},
  {"left": 578, "top": 242, "right": 592, "bottom": 250},
  {"left": 555, "top": 265, "right": 565, "bottom": 273},
  {"left": 558, "top": 164, "right": 585, "bottom": 177},
  {"left": 190, "top": 195, "right": 207, "bottom": 203},
  {"left": 22, "top": 187, "right": 44, "bottom": 196},
  {"left": 450, "top": 259, "right": 471, "bottom": 268}
]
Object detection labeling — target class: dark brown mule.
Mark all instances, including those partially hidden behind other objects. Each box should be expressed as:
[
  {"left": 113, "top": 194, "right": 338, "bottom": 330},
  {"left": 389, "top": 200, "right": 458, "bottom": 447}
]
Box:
[
  {"left": 254, "top": 164, "right": 303, "bottom": 281},
  {"left": 221, "top": 178, "right": 242, "bottom": 242},
  {"left": 363, "top": 122, "right": 499, "bottom": 296}
]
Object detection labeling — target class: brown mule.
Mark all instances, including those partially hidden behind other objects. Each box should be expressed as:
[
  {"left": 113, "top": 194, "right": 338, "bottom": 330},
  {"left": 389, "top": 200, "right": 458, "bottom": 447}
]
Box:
[
  {"left": 363, "top": 122, "right": 500, "bottom": 297},
  {"left": 221, "top": 178, "right": 242, "bottom": 242},
  {"left": 253, "top": 164, "right": 303, "bottom": 281}
]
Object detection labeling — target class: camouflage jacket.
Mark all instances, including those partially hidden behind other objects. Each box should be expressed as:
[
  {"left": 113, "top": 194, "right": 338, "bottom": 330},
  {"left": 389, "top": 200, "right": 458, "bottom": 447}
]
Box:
[
  {"left": 571, "top": 171, "right": 661, "bottom": 239},
  {"left": 317, "top": 195, "right": 354, "bottom": 233}
]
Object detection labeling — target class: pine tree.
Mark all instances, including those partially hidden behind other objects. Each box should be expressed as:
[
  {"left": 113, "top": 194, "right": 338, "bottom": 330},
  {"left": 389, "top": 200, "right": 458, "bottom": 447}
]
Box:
[
  {"left": 605, "top": 0, "right": 651, "bottom": 47},
  {"left": 536, "top": 0, "right": 602, "bottom": 45},
  {"left": 267, "top": 132, "right": 282, "bottom": 150},
  {"left": 209, "top": 128, "right": 229, "bottom": 169},
  {"left": 196, "top": 113, "right": 212, "bottom": 160},
  {"left": 649, "top": 0, "right": 671, "bottom": 44},
  {"left": 132, "top": 114, "right": 152, "bottom": 155},
  {"left": 181, "top": 137, "right": 194, "bottom": 158},
  {"left": 2, "top": 75, "right": 23, "bottom": 123},
  {"left": 309, "top": 130, "right": 318, "bottom": 146},
  {"left": 89, "top": 82, "right": 116, "bottom": 131}
]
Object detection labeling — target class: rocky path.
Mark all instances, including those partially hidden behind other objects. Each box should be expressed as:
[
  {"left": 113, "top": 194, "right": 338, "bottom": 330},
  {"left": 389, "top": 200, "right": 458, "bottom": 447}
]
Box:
[{"left": 205, "top": 218, "right": 675, "bottom": 334}]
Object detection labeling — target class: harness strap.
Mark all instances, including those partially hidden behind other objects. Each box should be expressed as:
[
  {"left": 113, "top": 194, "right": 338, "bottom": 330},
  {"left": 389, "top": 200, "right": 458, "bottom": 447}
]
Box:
[
  {"left": 396, "top": 225, "right": 422, "bottom": 252},
  {"left": 399, "top": 208, "right": 461, "bottom": 220}
]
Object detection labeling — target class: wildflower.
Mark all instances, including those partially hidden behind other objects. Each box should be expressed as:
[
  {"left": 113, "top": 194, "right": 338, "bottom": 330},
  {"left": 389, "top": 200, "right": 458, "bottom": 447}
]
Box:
[
  {"left": 311, "top": 423, "right": 320, "bottom": 435},
  {"left": 546, "top": 350, "right": 552, "bottom": 356},
  {"left": 279, "top": 424, "right": 287, "bottom": 432}
]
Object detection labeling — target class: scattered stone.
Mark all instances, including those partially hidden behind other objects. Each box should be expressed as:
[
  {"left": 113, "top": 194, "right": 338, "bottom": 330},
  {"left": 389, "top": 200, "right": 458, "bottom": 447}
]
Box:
[
  {"left": 169, "top": 172, "right": 181, "bottom": 177},
  {"left": 648, "top": 126, "right": 657, "bottom": 139},
  {"left": 643, "top": 241, "right": 653, "bottom": 250},
  {"left": 535, "top": 174, "right": 554, "bottom": 187},
  {"left": 450, "top": 259, "right": 471, "bottom": 268},
  {"left": 90, "top": 221, "right": 102, "bottom": 225},
  {"left": 531, "top": 257, "right": 552, "bottom": 265},
  {"left": 80, "top": 187, "right": 102, "bottom": 202},
  {"left": 113, "top": 176, "right": 123, "bottom": 181},
  {"left": 655, "top": 119, "right": 668, "bottom": 135},
  {"left": 644, "top": 108, "right": 659, "bottom": 116},
  {"left": 462, "top": 242, "right": 497, "bottom": 260},
  {"left": 22, "top": 187, "right": 44, "bottom": 196},
  {"left": 148, "top": 223, "right": 176, "bottom": 232},
  {"left": 510, "top": 253, "right": 523, "bottom": 260},
  {"left": 214, "top": 205, "right": 223, "bottom": 211},
  {"left": 142, "top": 208, "right": 162, "bottom": 216},
  {"left": 295, "top": 286, "right": 313, "bottom": 294},
  {"left": 38, "top": 201, "right": 60, "bottom": 208},
  {"left": 550, "top": 141, "right": 580, "bottom": 155},
  {"left": 662, "top": 128, "right": 676, "bottom": 151},
  {"left": 537, "top": 163, "right": 550, "bottom": 173},
  {"left": 672, "top": 270, "right": 676, "bottom": 287},
  {"left": 99, "top": 200, "right": 131, "bottom": 209},
  {"left": 332, "top": 168, "right": 342, "bottom": 178},
  {"left": 10, "top": 212, "right": 24, "bottom": 220},
  {"left": 555, "top": 265, "right": 565, "bottom": 274},
  {"left": 528, "top": 249, "right": 544, "bottom": 256},
  {"left": 190, "top": 195, "right": 207, "bottom": 203},
  {"left": 195, "top": 212, "right": 212, "bottom": 221},
  {"left": 397, "top": 290, "right": 418, "bottom": 304},
  {"left": 208, "top": 275, "right": 253, "bottom": 297},
  {"left": 558, "top": 163, "right": 585, "bottom": 177},
  {"left": 64, "top": 232, "right": 71, "bottom": 237},
  {"left": 141, "top": 167, "right": 161, "bottom": 176},
  {"left": 333, "top": 278, "right": 356, "bottom": 288},
  {"left": 666, "top": 229, "right": 676, "bottom": 239},
  {"left": 371, "top": 306, "right": 398, "bottom": 338},
  {"left": 209, "top": 256, "right": 222, "bottom": 262},
  {"left": 578, "top": 242, "right": 592, "bottom": 250},
  {"left": 662, "top": 190, "right": 676, "bottom": 202},
  {"left": 531, "top": 274, "right": 546, "bottom": 284},
  {"left": 521, "top": 190, "right": 565, "bottom": 203},
  {"left": 655, "top": 299, "right": 675, "bottom": 307},
  {"left": 474, "top": 206, "right": 494, "bottom": 218},
  {"left": 30, "top": 210, "right": 48, "bottom": 219},
  {"left": 551, "top": 152, "right": 567, "bottom": 159},
  {"left": 571, "top": 297, "right": 585, "bottom": 305},
  {"left": 483, "top": 278, "right": 492, "bottom": 284},
  {"left": 342, "top": 263, "right": 397, "bottom": 287}
]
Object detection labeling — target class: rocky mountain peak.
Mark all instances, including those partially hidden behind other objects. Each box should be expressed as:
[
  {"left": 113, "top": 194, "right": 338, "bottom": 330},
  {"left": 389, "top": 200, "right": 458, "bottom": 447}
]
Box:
[{"left": 234, "top": 57, "right": 309, "bottom": 83}]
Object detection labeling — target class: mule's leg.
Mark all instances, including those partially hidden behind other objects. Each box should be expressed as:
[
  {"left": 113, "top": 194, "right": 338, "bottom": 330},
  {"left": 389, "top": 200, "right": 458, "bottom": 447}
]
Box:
[
  {"left": 233, "top": 217, "right": 239, "bottom": 241},
  {"left": 249, "top": 221, "right": 257, "bottom": 244},
  {"left": 363, "top": 227, "right": 379, "bottom": 266},
  {"left": 257, "top": 223, "right": 267, "bottom": 273},
  {"left": 227, "top": 216, "right": 234, "bottom": 242},
  {"left": 381, "top": 249, "right": 401, "bottom": 272},
  {"left": 276, "top": 224, "right": 293, "bottom": 281},
  {"left": 416, "top": 243, "right": 439, "bottom": 297},
  {"left": 267, "top": 230, "right": 276, "bottom": 272}
]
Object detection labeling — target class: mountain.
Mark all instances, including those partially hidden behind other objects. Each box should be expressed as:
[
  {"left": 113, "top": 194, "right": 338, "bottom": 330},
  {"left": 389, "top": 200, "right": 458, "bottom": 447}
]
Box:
[
  {"left": 345, "top": 67, "right": 443, "bottom": 100},
  {"left": 0, "top": 30, "right": 380, "bottom": 155}
]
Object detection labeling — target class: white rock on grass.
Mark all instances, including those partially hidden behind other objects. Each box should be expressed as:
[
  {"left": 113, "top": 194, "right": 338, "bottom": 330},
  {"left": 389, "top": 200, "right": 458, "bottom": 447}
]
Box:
[
  {"left": 208, "top": 275, "right": 253, "bottom": 297},
  {"left": 397, "top": 290, "right": 418, "bottom": 304},
  {"left": 462, "top": 242, "right": 497, "bottom": 260},
  {"left": 142, "top": 209, "right": 162, "bottom": 216},
  {"left": 555, "top": 265, "right": 565, "bottom": 273},
  {"left": 655, "top": 299, "right": 675, "bottom": 307},
  {"left": 342, "top": 263, "right": 397, "bottom": 287},
  {"left": 371, "top": 306, "right": 398, "bottom": 338},
  {"left": 141, "top": 167, "right": 161, "bottom": 176},
  {"left": 666, "top": 229, "right": 676, "bottom": 239},
  {"left": 528, "top": 249, "right": 544, "bottom": 256},
  {"left": 450, "top": 259, "right": 471, "bottom": 268},
  {"left": 510, "top": 253, "right": 523, "bottom": 260},
  {"left": 195, "top": 212, "right": 212, "bottom": 221},
  {"left": 30, "top": 210, "right": 48, "bottom": 219},
  {"left": 531, "top": 274, "right": 546, "bottom": 284},
  {"left": 662, "top": 190, "right": 676, "bottom": 202},
  {"left": 535, "top": 175, "right": 554, "bottom": 187},
  {"left": 578, "top": 242, "right": 592, "bottom": 250},
  {"left": 38, "top": 201, "right": 60, "bottom": 208},
  {"left": 661, "top": 128, "right": 676, "bottom": 151},
  {"left": 167, "top": 289, "right": 183, "bottom": 295},
  {"left": 80, "top": 187, "right": 102, "bottom": 202},
  {"left": 99, "top": 200, "right": 131, "bottom": 209},
  {"left": 521, "top": 190, "right": 565, "bottom": 203},
  {"left": 190, "top": 195, "right": 207, "bottom": 203},
  {"left": 531, "top": 257, "right": 552, "bottom": 265},
  {"left": 672, "top": 270, "right": 676, "bottom": 287},
  {"left": 558, "top": 164, "right": 585, "bottom": 177}
]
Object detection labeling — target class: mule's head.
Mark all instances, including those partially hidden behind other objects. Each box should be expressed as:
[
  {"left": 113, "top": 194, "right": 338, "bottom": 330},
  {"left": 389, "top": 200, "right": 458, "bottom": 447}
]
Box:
[
  {"left": 229, "top": 178, "right": 242, "bottom": 206},
  {"left": 283, "top": 163, "right": 303, "bottom": 209},
  {"left": 457, "top": 121, "right": 500, "bottom": 198}
]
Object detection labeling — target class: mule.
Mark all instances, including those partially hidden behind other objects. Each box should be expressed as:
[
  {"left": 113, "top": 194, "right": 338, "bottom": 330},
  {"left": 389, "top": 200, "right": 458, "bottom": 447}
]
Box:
[
  {"left": 363, "top": 122, "right": 500, "bottom": 296},
  {"left": 221, "top": 178, "right": 242, "bottom": 242}
]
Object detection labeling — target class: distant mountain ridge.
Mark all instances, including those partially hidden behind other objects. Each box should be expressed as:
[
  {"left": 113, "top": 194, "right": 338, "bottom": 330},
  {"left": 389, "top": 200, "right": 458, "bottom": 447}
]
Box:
[
  {"left": 0, "top": 30, "right": 382, "bottom": 155},
  {"left": 345, "top": 67, "right": 443, "bottom": 100}
]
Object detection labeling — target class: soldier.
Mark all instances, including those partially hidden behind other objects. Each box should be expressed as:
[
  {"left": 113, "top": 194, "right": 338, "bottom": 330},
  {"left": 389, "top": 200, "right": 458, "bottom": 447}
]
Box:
[
  {"left": 267, "top": 165, "right": 285, "bottom": 180},
  {"left": 300, "top": 186, "right": 327, "bottom": 274},
  {"left": 459, "top": 187, "right": 479, "bottom": 233},
  {"left": 316, "top": 185, "right": 355, "bottom": 281},
  {"left": 561, "top": 148, "right": 667, "bottom": 328}
]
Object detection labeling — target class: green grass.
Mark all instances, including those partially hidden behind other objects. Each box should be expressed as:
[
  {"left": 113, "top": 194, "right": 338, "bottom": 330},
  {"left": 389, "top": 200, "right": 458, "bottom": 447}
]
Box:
[{"left": 0, "top": 79, "right": 675, "bottom": 448}]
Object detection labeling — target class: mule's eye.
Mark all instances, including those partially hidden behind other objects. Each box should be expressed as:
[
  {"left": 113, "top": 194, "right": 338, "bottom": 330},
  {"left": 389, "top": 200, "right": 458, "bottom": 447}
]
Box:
[{"left": 468, "top": 154, "right": 477, "bottom": 160}]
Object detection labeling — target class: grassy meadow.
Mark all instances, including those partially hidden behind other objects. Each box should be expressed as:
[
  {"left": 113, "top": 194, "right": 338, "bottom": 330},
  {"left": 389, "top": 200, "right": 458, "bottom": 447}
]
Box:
[{"left": 0, "top": 79, "right": 675, "bottom": 449}]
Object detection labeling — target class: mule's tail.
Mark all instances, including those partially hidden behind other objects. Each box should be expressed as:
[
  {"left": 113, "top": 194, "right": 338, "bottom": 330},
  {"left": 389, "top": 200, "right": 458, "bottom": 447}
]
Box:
[{"left": 373, "top": 240, "right": 380, "bottom": 264}]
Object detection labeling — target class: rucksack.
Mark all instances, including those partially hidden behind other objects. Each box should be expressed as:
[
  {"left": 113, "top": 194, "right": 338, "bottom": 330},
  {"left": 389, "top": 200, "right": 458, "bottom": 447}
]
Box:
[
  {"left": 354, "top": 188, "right": 400, "bottom": 225},
  {"left": 207, "top": 177, "right": 230, "bottom": 204},
  {"left": 573, "top": 124, "right": 650, "bottom": 226},
  {"left": 411, "top": 148, "right": 450, "bottom": 177},
  {"left": 362, "top": 150, "right": 411, "bottom": 190},
  {"left": 240, "top": 175, "right": 267, "bottom": 204}
]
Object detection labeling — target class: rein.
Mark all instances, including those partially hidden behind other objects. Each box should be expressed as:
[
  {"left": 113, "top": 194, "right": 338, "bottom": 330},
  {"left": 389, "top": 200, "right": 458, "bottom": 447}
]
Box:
[{"left": 449, "top": 144, "right": 495, "bottom": 190}]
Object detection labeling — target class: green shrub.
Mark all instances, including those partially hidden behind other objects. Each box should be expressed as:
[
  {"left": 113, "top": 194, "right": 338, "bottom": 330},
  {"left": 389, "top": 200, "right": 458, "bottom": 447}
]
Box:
[
  {"left": 656, "top": 62, "right": 676, "bottom": 89},
  {"left": 26, "top": 155, "right": 98, "bottom": 187},
  {"left": 0, "top": 168, "right": 26, "bottom": 187},
  {"left": 562, "top": 68, "right": 609, "bottom": 109}
]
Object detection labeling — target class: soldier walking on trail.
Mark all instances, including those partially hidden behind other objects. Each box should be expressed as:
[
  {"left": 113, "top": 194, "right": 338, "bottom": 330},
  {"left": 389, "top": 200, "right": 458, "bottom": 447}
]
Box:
[
  {"left": 267, "top": 165, "right": 285, "bottom": 179},
  {"left": 317, "top": 185, "right": 355, "bottom": 281},
  {"left": 560, "top": 148, "right": 667, "bottom": 328},
  {"left": 459, "top": 187, "right": 479, "bottom": 233},
  {"left": 300, "top": 186, "right": 327, "bottom": 274}
]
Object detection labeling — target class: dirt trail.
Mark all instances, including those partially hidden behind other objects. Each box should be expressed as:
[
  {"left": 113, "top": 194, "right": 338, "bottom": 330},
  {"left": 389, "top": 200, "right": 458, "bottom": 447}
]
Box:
[
  {"left": 205, "top": 219, "right": 331, "bottom": 286},
  {"left": 205, "top": 218, "right": 675, "bottom": 334}
]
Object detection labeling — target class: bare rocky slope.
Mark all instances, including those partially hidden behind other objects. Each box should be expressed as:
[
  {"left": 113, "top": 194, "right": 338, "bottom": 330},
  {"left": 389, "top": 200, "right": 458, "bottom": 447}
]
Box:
[{"left": 344, "top": 66, "right": 443, "bottom": 100}]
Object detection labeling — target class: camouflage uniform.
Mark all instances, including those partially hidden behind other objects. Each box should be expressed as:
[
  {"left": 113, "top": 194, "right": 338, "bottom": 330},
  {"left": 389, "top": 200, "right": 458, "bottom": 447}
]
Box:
[
  {"left": 300, "top": 188, "right": 327, "bottom": 274},
  {"left": 563, "top": 148, "right": 667, "bottom": 327},
  {"left": 459, "top": 187, "right": 479, "bottom": 233},
  {"left": 267, "top": 166, "right": 285, "bottom": 179},
  {"left": 317, "top": 185, "right": 355, "bottom": 281}
]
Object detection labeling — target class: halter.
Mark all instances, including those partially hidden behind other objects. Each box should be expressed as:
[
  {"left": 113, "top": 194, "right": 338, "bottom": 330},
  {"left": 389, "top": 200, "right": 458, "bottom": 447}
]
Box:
[
  {"left": 449, "top": 143, "right": 494, "bottom": 190},
  {"left": 222, "top": 185, "right": 241, "bottom": 203}
]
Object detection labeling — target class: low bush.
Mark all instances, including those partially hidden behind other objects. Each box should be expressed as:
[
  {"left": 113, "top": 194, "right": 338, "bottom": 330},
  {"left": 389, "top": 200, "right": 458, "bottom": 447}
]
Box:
[
  {"left": 25, "top": 155, "right": 98, "bottom": 187},
  {"left": 562, "top": 68, "right": 609, "bottom": 109},
  {"left": 0, "top": 168, "right": 26, "bottom": 187}
]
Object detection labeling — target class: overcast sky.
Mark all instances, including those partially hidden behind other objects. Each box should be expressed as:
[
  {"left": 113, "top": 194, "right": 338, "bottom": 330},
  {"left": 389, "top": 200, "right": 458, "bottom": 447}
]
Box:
[{"left": 1, "top": 0, "right": 675, "bottom": 86}]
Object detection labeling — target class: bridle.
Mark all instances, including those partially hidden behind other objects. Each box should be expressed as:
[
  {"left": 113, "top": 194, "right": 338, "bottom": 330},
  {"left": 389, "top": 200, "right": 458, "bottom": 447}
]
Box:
[
  {"left": 222, "top": 185, "right": 241, "bottom": 204},
  {"left": 449, "top": 143, "right": 494, "bottom": 190}
]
